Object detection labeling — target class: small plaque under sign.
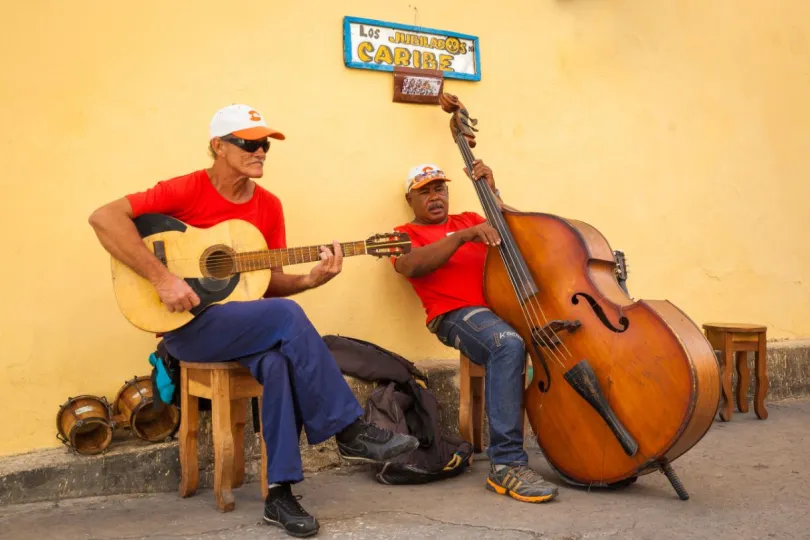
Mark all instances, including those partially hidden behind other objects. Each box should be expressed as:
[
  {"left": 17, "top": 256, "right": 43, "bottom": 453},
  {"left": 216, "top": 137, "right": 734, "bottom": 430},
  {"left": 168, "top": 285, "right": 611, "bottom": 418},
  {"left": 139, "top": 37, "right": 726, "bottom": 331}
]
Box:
[{"left": 393, "top": 67, "right": 444, "bottom": 104}]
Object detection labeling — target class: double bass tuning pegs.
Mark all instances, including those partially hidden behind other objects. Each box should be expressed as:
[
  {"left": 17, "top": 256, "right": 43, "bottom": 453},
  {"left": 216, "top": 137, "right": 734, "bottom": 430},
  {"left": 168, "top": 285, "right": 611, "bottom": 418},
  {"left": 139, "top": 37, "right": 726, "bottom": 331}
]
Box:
[
  {"left": 461, "top": 116, "right": 478, "bottom": 133},
  {"left": 440, "top": 92, "right": 481, "bottom": 147}
]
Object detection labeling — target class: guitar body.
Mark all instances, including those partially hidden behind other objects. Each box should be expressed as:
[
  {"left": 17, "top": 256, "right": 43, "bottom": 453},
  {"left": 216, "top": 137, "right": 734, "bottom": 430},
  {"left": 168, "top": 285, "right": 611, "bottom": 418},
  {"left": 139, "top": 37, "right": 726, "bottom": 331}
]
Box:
[{"left": 111, "top": 214, "right": 271, "bottom": 333}]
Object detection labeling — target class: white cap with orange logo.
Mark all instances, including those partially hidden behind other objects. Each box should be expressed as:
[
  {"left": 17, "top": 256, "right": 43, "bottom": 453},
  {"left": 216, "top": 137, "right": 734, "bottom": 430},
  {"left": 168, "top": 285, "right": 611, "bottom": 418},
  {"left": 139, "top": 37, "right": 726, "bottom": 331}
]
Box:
[
  {"left": 405, "top": 163, "right": 452, "bottom": 193},
  {"left": 209, "top": 104, "right": 285, "bottom": 141}
]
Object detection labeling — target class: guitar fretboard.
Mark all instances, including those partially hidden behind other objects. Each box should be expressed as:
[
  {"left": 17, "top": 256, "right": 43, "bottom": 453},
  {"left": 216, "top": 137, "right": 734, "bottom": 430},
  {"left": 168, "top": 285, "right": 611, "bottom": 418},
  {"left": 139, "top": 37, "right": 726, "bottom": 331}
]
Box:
[{"left": 232, "top": 241, "right": 367, "bottom": 272}]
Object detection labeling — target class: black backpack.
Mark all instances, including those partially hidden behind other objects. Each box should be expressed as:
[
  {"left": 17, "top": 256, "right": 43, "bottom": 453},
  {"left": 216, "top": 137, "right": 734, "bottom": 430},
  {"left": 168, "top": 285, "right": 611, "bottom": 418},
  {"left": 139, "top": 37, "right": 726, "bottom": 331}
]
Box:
[{"left": 323, "top": 334, "right": 473, "bottom": 485}]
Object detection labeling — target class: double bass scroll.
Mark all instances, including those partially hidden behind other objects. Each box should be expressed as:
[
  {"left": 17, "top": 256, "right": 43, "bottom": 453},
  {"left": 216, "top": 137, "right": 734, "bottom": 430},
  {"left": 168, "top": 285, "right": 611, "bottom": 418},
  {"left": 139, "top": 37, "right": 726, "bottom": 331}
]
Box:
[{"left": 438, "top": 92, "right": 721, "bottom": 500}]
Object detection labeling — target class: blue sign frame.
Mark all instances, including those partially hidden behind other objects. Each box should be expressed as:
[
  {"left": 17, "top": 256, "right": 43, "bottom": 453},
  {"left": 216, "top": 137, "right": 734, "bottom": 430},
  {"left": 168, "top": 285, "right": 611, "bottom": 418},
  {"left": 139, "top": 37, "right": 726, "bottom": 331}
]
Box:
[{"left": 342, "top": 16, "right": 481, "bottom": 82}]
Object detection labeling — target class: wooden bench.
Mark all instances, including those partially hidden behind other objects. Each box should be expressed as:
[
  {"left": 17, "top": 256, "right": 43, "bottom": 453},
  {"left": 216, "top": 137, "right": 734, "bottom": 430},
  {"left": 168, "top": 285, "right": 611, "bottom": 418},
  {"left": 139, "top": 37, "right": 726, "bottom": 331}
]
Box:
[
  {"left": 703, "top": 323, "right": 769, "bottom": 422},
  {"left": 178, "top": 353, "right": 527, "bottom": 507},
  {"left": 178, "top": 361, "right": 268, "bottom": 512}
]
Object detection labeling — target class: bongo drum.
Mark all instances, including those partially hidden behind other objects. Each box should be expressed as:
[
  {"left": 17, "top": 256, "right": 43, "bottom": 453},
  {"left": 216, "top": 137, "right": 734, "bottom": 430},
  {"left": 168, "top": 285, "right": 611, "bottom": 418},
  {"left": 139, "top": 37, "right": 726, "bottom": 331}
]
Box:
[
  {"left": 112, "top": 376, "right": 180, "bottom": 442},
  {"left": 55, "top": 395, "right": 114, "bottom": 455}
]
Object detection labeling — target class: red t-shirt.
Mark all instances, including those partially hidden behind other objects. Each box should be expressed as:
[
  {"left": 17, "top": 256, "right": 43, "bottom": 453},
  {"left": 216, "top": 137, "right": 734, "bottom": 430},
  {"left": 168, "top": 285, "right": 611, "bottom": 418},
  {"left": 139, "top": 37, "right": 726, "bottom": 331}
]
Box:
[
  {"left": 126, "top": 169, "right": 286, "bottom": 301},
  {"left": 393, "top": 212, "right": 489, "bottom": 324},
  {"left": 126, "top": 169, "right": 287, "bottom": 251}
]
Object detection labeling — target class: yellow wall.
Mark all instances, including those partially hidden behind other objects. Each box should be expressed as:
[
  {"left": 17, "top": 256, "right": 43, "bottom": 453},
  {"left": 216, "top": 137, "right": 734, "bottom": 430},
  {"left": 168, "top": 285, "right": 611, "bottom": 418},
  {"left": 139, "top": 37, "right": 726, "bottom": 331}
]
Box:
[{"left": 2, "top": 0, "right": 809, "bottom": 456}]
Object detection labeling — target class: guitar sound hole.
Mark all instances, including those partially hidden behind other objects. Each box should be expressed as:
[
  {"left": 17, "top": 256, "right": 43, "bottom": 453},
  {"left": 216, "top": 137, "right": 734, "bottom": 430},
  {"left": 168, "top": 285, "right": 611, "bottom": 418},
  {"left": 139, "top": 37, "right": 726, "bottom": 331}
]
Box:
[{"left": 204, "top": 249, "right": 235, "bottom": 279}]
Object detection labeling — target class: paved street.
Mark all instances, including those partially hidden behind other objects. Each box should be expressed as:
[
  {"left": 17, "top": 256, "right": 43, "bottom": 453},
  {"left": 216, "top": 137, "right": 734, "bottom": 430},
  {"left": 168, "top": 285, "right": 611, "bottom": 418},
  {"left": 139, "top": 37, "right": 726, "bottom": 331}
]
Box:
[{"left": 2, "top": 399, "right": 809, "bottom": 540}]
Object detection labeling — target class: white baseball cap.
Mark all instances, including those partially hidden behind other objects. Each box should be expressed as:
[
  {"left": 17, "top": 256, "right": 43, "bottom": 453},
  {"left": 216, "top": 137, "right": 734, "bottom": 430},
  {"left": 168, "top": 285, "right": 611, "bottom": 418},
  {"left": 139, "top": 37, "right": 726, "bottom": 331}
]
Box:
[
  {"left": 209, "top": 104, "right": 285, "bottom": 141},
  {"left": 405, "top": 163, "right": 451, "bottom": 193}
]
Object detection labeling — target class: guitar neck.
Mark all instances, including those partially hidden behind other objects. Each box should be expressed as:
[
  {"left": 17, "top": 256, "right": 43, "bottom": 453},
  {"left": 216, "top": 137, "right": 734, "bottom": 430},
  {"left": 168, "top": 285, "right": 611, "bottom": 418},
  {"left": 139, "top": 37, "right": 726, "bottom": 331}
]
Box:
[{"left": 233, "top": 241, "right": 367, "bottom": 272}]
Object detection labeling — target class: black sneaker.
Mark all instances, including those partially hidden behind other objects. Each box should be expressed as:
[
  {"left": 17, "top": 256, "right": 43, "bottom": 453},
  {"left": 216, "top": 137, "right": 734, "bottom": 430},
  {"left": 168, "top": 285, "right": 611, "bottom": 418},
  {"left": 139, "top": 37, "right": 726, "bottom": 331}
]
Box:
[
  {"left": 263, "top": 484, "right": 319, "bottom": 538},
  {"left": 336, "top": 419, "right": 419, "bottom": 464}
]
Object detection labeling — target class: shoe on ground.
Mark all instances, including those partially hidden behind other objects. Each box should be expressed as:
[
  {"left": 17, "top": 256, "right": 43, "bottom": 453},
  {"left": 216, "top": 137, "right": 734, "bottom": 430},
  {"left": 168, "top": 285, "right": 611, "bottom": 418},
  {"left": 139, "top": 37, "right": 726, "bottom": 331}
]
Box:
[
  {"left": 263, "top": 484, "right": 319, "bottom": 538},
  {"left": 486, "top": 463, "right": 559, "bottom": 503},
  {"left": 336, "top": 419, "right": 419, "bottom": 464}
]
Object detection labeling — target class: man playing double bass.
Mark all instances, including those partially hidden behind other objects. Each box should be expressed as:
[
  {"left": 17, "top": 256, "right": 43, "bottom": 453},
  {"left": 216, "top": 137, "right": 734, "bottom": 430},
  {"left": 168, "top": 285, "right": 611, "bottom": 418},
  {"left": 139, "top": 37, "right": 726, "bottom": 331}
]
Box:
[{"left": 390, "top": 161, "right": 559, "bottom": 504}]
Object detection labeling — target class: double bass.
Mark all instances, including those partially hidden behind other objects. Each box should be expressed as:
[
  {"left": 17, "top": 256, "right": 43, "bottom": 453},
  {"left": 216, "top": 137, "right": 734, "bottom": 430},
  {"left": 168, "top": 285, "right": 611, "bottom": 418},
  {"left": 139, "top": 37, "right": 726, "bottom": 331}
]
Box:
[{"left": 439, "top": 93, "right": 720, "bottom": 500}]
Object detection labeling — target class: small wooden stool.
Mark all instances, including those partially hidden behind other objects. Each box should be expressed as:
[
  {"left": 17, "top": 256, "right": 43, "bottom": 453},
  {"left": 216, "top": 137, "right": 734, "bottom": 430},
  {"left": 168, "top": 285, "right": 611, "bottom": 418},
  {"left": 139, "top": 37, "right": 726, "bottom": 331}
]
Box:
[
  {"left": 702, "top": 323, "right": 769, "bottom": 422},
  {"left": 458, "top": 354, "right": 528, "bottom": 452},
  {"left": 459, "top": 354, "right": 486, "bottom": 452},
  {"left": 178, "top": 361, "right": 268, "bottom": 512}
]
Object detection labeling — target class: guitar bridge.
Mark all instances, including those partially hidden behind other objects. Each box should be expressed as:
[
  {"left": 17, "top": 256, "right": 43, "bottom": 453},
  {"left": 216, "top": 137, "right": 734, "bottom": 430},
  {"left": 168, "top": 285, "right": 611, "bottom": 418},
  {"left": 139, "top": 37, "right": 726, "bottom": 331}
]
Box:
[
  {"left": 152, "top": 240, "right": 167, "bottom": 266},
  {"left": 531, "top": 320, "right": 581, "bottom": 349}
]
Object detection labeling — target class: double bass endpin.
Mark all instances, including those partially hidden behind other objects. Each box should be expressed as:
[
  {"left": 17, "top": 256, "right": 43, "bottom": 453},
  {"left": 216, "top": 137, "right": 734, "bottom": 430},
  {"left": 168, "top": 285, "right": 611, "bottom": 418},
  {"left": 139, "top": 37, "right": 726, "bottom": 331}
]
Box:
[{"left": 660, "top": 460, "right": 689, "bottom": 501}]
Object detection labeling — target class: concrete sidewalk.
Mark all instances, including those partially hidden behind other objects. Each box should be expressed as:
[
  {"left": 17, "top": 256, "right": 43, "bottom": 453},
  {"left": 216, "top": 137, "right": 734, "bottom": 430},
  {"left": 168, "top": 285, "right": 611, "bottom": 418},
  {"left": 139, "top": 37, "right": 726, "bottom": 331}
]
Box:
[{"left": 2, "top": 399, "right": 809, "bottom": 540}]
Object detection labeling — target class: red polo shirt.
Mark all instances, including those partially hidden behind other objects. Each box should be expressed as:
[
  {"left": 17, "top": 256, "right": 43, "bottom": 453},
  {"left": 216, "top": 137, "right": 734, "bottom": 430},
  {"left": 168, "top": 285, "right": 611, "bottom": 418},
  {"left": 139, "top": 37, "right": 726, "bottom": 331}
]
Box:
[{"left": 393, "top": 212, "right": 488, "bottom": 324}]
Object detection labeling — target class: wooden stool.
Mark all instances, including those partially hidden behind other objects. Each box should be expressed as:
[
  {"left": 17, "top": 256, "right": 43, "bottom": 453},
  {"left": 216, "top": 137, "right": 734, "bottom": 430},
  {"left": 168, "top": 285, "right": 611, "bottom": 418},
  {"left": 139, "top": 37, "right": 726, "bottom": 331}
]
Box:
[
  {"left": 459, "top": 354, "right": 486, "bottom": 452},
  {"left": 178, "top": 361, "right": 268, "bottom": 512},
  {"left": 458, "top": 354, "right": 528, "bottom": 452},
  {"left": 702, "top": 323, "right": 769, "bottom": 422}
]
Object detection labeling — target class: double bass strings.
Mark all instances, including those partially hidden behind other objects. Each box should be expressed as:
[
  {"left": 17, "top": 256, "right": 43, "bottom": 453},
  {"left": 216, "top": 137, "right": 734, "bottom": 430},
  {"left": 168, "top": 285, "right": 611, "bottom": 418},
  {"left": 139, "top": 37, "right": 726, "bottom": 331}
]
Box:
[
  {"left": 473, "top": 180, "right": 568, "bottom": 370},
  {"left": 458, "top": 131, "right": 618, "bottom": 489},
  {"left": 454, "top": 131, "right": 570, "bottom": 370},
  {"left": 456, "top": 132, "right": 568, "bottom": 368}
]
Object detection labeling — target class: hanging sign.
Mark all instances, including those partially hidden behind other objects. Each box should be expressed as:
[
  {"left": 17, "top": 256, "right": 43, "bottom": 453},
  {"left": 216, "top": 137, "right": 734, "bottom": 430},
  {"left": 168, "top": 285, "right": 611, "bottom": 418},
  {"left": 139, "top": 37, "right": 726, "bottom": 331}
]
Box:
[{"left": 342, "top": 16, "right": 481, "bottom": 81}]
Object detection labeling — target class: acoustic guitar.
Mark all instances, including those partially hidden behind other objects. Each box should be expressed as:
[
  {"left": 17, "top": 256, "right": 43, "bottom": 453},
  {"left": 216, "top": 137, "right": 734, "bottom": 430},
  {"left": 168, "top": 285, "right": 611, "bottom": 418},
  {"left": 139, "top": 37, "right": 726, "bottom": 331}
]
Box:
[{"left": 110, "top": 214, "right": 411, "bottom": 333}]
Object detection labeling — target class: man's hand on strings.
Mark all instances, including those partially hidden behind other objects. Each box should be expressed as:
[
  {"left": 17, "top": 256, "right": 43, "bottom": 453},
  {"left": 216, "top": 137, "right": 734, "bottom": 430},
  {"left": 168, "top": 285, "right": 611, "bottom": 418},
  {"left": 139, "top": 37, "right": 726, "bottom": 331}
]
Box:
[
  {"left": 464, "top": 159, "right": 496, "bottom": 193},
  {"left": 306, "top": 241, "right": 343, "bottom": 289},
  {"left": 461, "top": 222, "right": 501, "bottom": 247},
  {"left": 154, "top": 273, "right": 201, "bottom": 313}
]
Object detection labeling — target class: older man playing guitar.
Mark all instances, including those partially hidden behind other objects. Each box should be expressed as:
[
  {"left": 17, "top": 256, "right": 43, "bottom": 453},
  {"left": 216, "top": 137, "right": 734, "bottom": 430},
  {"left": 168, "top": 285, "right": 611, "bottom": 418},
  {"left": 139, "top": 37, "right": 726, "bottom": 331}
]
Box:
[{"left": 89, "top": 104, "right": 418, "bottom": 538}]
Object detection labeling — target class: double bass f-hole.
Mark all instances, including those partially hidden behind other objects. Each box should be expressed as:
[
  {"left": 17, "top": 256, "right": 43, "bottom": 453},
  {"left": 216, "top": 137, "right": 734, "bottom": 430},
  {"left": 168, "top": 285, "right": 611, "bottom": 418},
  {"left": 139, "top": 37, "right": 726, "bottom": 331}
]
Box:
[{"left": 571, "top": 293, "right": 630, "bottom": 333}]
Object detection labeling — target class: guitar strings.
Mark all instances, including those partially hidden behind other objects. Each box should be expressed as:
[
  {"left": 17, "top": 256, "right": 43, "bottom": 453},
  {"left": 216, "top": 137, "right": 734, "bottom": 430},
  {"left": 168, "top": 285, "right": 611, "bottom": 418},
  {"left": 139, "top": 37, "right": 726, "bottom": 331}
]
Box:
[
  {"left": 192, "top": 243, "right": 409, "bottom": 272},
  {"left": 150, "top": 241, "right": 405, "bottom": 262},
  {"left": 156, "top": 244, "right": 365, "bottom": 264},
  {"left": 151, "top": 241, "right": 409, "bottom": 270}
]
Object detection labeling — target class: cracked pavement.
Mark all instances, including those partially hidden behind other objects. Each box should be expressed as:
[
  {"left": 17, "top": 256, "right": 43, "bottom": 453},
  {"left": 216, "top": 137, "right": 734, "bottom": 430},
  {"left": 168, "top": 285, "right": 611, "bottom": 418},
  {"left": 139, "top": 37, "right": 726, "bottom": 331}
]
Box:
[{"left": 2, "top": 399, "right": 809, "bottom": 539}]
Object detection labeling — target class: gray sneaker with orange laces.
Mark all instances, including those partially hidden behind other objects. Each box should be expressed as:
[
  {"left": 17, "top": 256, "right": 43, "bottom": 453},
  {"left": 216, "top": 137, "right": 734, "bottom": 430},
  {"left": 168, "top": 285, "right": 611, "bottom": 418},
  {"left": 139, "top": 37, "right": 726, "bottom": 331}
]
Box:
[{"left": 486, "top": 463, "right": 559, "bottom": 503}]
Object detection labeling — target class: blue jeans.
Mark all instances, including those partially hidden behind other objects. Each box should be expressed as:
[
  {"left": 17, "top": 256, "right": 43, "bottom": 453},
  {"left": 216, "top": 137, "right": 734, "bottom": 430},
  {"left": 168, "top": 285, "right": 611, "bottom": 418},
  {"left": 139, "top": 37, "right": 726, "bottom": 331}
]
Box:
[
  {"left": 434, "top": 306, "right": 528, "bottom": 466},
  {"left": 162, "top": 298, "right": 364, "bottom": 485}
]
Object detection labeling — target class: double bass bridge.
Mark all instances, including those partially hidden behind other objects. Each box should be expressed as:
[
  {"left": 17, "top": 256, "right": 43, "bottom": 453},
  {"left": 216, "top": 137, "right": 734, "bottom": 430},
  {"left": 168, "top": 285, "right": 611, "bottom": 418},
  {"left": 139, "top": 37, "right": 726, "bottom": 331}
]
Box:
[{"left": 531, "top": 319, "right": 582, "bottom": 349}]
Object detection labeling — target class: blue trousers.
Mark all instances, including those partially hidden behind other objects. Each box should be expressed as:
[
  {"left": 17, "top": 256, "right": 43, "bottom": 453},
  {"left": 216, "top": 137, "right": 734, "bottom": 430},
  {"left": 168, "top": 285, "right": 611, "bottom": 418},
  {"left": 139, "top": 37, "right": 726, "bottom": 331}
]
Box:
[
  {"left": 163, "top": 298, "right": 364, "bottom": 485},
  {"left": 434, "top": 306, "right": 528, "bottom": 465}
]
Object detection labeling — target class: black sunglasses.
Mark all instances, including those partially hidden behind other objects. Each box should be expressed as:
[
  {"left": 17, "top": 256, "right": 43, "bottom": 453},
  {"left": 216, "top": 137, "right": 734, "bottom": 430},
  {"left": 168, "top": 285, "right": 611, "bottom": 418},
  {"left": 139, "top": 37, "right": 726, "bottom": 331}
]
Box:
[{"left": 220, "top": 135, "right": 270, "bottom": 153}]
